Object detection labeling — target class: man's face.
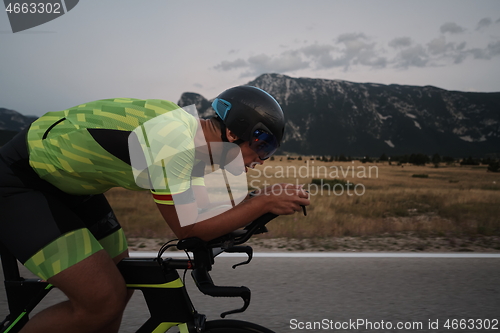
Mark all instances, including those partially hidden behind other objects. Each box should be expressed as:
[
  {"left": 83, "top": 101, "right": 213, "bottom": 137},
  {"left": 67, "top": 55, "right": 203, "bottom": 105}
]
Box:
[{"left": 239, "top": 141, "right": 264, "bottom": 172}]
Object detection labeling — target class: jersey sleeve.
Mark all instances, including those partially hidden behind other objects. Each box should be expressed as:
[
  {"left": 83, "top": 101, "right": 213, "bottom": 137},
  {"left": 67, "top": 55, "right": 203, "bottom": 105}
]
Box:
[
  {"left": 151, "top": 187, "right": 197, "bottom": 205},
  {"left": 151, "top": 160, "right": 206, "bottom": 205},
  {"left": 130, "top": 108, "right": 198, "bottom": 195}
]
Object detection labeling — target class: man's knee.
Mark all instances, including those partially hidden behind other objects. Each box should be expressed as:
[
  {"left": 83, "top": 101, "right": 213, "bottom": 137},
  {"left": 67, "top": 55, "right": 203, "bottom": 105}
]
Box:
[
  {"left": 48, "top": 250, "right": 130, "bottom": 328},
  {"left": 72, "top": 283, "right": 129, "bottom": 327}
]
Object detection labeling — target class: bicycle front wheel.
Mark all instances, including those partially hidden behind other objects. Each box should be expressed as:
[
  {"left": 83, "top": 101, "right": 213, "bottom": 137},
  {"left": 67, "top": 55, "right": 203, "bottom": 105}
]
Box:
[{"left": 203, "top": 319, "right": 275, "bottom": 333}]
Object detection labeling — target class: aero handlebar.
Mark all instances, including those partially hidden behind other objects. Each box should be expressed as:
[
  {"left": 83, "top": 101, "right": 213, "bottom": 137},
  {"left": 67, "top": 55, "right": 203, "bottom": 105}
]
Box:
[{"left": 175, "top": 213, "right": 279, "bottom": 317}]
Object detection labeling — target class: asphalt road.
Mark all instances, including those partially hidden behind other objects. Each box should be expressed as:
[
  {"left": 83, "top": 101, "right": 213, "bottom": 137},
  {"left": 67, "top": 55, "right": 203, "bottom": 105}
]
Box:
[{"left": 1, "top": 255, "right": 499, "bottom": 332}]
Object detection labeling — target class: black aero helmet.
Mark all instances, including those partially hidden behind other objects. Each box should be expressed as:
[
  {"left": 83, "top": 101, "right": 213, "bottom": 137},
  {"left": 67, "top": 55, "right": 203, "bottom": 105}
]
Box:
[{"left": 212, "top": 86, "right": 285, "bottom": 160}]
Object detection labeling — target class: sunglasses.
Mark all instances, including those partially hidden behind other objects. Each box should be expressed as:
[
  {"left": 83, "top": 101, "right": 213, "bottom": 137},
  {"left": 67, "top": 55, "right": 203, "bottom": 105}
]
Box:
[
  {"left": 212, "top": 98, "right": 279, "bottom": 160},
  {"left": 249, "top": 129, "right": 278, "bottom": 160}
]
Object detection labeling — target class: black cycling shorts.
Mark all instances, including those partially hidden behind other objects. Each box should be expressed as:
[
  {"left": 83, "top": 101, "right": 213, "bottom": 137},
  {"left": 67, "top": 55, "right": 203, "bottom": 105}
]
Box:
[{"left": 0, "top": 129, "right": 128, "bottom": 280}]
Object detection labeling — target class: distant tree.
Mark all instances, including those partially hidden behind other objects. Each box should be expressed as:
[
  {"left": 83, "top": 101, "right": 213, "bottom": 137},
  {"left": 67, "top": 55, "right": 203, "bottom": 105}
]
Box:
[
  {"left": 487, "top": 161, "right": 500, "bottom": 172},
  {"left": 338, "top": 154, "right": 348, "bottom": 162},
  {"left": 432, "top": 153, "right": 441, "bottom": 164},
  {"left": 482, "top": 157, "right": 494, "bottom": 165},
  {"left": 409, "top": 153, "right": 429, "bottom": 166},
  {"left": 442, "top": 156, "right": 455, "bottom": 164},
  {"left": 460, "top": 156, "right": 480, "bottom": 166},
  {"left": 380, "top": 153, "right": 388, "bottom": 161},
  {"left": 297, "top": 156, "right": 302, "bottom": 161},
  {"left": 270, "top": 156, "right": 275, "bottom": 161},
  {"left": 361, "top": 156, "right": 373, "bottom": 163}
]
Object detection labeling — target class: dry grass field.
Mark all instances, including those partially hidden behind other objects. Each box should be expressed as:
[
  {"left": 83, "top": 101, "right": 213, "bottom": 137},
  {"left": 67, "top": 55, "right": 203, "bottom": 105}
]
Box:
[{"left": 105, "top": 158, "right": 500, "bottom": 251}]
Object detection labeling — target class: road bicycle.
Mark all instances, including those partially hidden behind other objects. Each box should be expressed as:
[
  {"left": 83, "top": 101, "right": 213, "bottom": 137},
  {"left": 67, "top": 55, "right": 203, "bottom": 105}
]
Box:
[{"left": 1, "top": 212, "right": 284, "bottom": 333}]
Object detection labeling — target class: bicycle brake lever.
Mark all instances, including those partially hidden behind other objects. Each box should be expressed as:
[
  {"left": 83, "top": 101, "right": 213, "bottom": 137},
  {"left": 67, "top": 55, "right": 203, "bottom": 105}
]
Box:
[
  {"left": 253, "top": 225, "right": 269, "bottom": 234},
  {"left": 191, "top": 269, "right": 251, "bottom": 318},
  {"left": 224, "top": 246, "right": 253, "bottom": 269},
  {"left": 220, "top": 290, "right": 250, "bottom": 318}
]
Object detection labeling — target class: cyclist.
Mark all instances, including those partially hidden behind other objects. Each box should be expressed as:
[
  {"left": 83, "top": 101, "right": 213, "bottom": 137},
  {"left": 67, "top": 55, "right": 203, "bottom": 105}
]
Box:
[{"left": 0, "top": 85, "right": 310, "bottom": 333}]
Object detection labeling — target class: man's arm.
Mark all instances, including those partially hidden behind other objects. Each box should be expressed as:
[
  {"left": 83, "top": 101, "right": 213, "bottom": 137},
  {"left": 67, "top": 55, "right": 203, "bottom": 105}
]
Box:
[
  {"left": 192, "top": 184, "right": 248, "bottom": 210},
  {"left": 156, "top": 188, "right": 309, "bottom": 241}
]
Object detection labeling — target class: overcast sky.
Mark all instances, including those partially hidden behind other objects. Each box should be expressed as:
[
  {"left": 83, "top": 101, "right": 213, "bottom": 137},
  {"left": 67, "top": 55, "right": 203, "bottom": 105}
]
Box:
[{"left": 1, "top": 0, "right": 500, "bottom": 116}]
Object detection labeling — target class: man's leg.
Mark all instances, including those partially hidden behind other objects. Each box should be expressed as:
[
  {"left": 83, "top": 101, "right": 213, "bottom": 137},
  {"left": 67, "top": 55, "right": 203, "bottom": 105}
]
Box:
[
  {"left": 20, "top": 249, "right": 129, "bottom": 333},
  {"left": 104, "top": 249, "right": 135, "bottom": 332}
]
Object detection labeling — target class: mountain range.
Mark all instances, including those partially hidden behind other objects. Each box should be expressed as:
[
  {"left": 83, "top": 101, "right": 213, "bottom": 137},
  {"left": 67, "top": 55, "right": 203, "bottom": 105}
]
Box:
[
  {"left": 0, "top": 108, "right": 37, "bottom": 145},
  {"left": 1, "top": 74, "right": 499, "bottom": 157},
  {"left": 178, "top": 73, "right": 500, "bottom": 158}
]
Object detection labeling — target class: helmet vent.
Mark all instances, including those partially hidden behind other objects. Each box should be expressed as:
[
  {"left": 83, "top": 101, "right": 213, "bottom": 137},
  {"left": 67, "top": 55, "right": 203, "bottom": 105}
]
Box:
[{"left": 212, "top": 98, "right": 232, "bottom": 120}]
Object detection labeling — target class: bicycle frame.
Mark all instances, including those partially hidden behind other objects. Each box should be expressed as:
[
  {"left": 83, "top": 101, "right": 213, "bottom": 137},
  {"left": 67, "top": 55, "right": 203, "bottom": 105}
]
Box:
[
  {"left": 1, "top": 253, "right": 200, "bottom": 333},
  {"left": 1, "top": 213, "right": 279, "bottom": 333},
  {"left": 0, "top": 244, "right": 53, "bottom": 332},
  {"left": 118, "top": 257, "right": 202, "bottom": 333}
]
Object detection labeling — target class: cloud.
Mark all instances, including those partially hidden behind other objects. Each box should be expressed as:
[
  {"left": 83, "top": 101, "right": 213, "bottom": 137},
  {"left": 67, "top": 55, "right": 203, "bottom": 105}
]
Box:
[
  {"left": 476, "top": 17, "right": 492, "bottom": 30},
  {"left": 424, "top": 37, "right": 471, "bottom": 64},
  {"left": 468, "top": 48, "right": 489, "bottom": 60},
  {"left": 299, "top": 44, "right": 339, "bottom": 69},
  {"left": 242, "top": 51, "right": 309, "bottom": 76},
  {"left": 452, "top": 52, "right": 467, "bottom": 64},
  {"left": 394, "top": 45, "right": 429, "bottom": 68},
  {"left": 333, "top": 33, "right": 387, "bottom": 69},
  {"left": 427, "top": 36, "right": 454, "bottom": 55},
  {"left": 300, "top": 43, "right": 336, "bottom": 57},
  {"left": 214, "top": 58, "right": 247, "bottom": 71},
  {"left": 214, "top": 33, "right": 388, "bottom": 76},
  {"left": 440, "top": 22, "right": 465, "bottom": 34},
  {"left": 336, "top": 32, "right": 367, "bottom": 43},
  {"left": 486, "top": 40, "right": 500, "bottom": 57},
  {"left": 389, "top": 37, "right": 412, "bottom": 48},
  {"left": 452, "top": 42, "right": 468, "bottom": 63},
  {"left": 213, "top": 27, "right": 500, "bottom": 76},
  {"left": 466, "top": 41, "right": 500, "bottom": 60}
]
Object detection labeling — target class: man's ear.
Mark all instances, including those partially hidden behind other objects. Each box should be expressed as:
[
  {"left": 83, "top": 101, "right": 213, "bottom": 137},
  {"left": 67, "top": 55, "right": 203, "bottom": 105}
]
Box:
[{"left": 226, "top": 128, "right": 239, "bottom": 142}]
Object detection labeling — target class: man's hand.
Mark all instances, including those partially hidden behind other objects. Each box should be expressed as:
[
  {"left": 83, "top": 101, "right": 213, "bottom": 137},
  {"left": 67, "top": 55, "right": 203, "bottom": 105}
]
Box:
[
  {"left": 252, "top": 184, "right": 310, "bottom": 216},
  {"left": 252, "top": 183, "right": 304, "bottom": 196}
]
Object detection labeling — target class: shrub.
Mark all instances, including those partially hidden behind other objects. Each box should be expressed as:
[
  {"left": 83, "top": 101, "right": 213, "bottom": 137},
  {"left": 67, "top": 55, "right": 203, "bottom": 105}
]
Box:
[
  {"left": 487, "top": 161, "right": 500, "bottom": 173},
  {"left": 338, "top": 154, "right": 348, "bottom": 162},
  {"left": 311, "top": 178, "right": 355, "bottom": 189},
  {"left": 361, "top": 156, "right": 373, "bottom": 163},
  {"left": 443, "top": 156, "right": 455, "bottom": 164},
  {"left": 409, "top": 153, "right": 430, "bottom": 165},
  {"left": 460, "top": 156, "right": 481, "bottom": 166},
  {"left": 412, "top": 174, "right": 429, "bottom": 178}
]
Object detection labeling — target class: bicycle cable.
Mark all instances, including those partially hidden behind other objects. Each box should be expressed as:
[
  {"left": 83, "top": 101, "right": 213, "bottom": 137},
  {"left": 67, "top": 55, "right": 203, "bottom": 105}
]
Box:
[
  {"left": 157, "top": 238, "right": 192, "bottom": 286},
  {"left": 182, "top": 250, "right": 192, "bottom": 285},
  {"left": 156, "top": 239, "right": 178, "bottom": 261}
]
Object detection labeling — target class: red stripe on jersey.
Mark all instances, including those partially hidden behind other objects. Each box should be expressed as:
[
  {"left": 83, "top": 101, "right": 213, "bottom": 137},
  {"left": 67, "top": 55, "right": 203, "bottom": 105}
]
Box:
[{"left": 152, "top": 193, "right": 173, "bottom": 201}]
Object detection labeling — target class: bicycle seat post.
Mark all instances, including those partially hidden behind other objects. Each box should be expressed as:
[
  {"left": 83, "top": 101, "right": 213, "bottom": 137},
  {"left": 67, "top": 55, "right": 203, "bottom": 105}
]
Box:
[{"left": 0, "top": 242, "right": 22, "bottom": 281}]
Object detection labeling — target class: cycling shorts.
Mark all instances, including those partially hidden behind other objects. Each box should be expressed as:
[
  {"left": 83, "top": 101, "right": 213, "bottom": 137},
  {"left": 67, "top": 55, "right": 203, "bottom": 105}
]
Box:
[{"left": 0, "top": 129, "right": 128, "bottom": 280}]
